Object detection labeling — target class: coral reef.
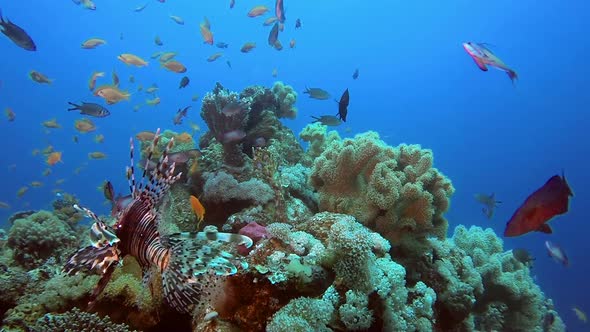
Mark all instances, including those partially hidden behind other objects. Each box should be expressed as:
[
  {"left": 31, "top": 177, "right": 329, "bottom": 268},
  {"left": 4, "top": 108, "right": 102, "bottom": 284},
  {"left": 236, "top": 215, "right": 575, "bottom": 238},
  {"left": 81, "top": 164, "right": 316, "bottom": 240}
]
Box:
[
  {"left": 7, "top": 210, "right": 80, "bottom": 269},
  {"left": 401, "top": 225, "right": 566, "bottom": 332},
  {"left": 306, "top": 127, "right": 454, "bottom": 246},
  {"left": 0, "top": 82, "right": 566, "bottom": 332},
  {"left": 52, "top": 193, "right": 83, "bottom": 227},
  {"left": 34, "top": 307, "right": 135, "bottom": 332}
]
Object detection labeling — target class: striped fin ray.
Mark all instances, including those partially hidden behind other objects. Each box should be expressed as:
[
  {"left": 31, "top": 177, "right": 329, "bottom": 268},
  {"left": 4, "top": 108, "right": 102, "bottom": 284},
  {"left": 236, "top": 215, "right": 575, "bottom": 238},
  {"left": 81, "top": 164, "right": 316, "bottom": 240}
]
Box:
[
  {"left": 127, "top": 137, "right": 137, "bottom": 198},
  {"left": 160, "top": 227, "right": 251, "bottom": 312},
  {"left": 141, "top": 135, "right": 182, "bottom": 208}
]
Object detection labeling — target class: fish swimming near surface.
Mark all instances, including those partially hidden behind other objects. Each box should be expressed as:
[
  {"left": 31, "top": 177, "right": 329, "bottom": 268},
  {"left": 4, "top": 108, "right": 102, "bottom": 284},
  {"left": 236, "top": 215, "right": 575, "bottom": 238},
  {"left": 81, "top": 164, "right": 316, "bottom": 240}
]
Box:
[
  {"left": 68, "top": 102, "right": 111, "bottom": 117},
  {"left": 64, "top": 129, "right": 252, "bottom": 312},
  {"left": 504, "top": 173, "right": 573, "bottom": 237},
  {"left": 0, "top": 10, "right": 36, "bottom": 51},
  {"left": 216, "top": 42, "right": 229, "bottom": 49},
  {"left": 337, "top": 88, "right": 349, "bottom": 122},
  {"left": 352, "top": 68, "right": 359, "bottom": 80},
  {"left": 311, "top": 115, "right": 342, "bottom": 127},
  {"left": 303, "top": 87, "right": 330, "bottom": 100},
  {"left": 544, "top": 241, "right": 569, "bottom": 267},
  {"left": 474, "top": 193, "right": 501, "bottom": 219},
  {"left": 173, "top": 106, "right": 190, "bottom": 125},
  {"left": 463, "top": 42, "right": 518, "bottom": 84},
  {"left": 295, "top": 18, "right": 301, "bottom": 29}
]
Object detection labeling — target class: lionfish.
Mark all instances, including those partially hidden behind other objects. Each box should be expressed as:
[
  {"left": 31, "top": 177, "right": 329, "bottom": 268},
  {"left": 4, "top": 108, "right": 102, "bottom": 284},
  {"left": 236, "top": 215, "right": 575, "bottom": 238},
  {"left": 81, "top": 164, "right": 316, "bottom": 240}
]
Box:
[{"left": 64, "top": 128, "right": 252, "bottom": 312}]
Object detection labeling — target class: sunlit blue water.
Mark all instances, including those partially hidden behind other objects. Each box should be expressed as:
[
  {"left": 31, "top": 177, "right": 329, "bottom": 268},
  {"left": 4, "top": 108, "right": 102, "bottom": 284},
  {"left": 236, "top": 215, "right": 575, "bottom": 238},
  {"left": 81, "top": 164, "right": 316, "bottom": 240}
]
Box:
[{"left": 0, "top": 1, "right": 588, "bottom": 330}]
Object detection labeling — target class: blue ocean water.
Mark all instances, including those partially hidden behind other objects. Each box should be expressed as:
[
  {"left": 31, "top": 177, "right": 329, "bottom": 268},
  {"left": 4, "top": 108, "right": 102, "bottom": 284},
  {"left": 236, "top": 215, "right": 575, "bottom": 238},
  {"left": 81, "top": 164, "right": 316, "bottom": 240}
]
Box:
[{"left": 0, "top": 0, "right": 588, "bottom": 330}]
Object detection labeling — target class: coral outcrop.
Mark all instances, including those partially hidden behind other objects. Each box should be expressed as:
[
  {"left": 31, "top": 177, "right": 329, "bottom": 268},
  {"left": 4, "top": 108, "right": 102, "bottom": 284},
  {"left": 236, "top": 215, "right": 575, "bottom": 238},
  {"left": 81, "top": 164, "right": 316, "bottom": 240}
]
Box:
[
  {"left": 306, "top": 126, "right": 454, "bottom": 246},
  {"left": 6, "top": 210, "right": 79, "bottom": 269}
]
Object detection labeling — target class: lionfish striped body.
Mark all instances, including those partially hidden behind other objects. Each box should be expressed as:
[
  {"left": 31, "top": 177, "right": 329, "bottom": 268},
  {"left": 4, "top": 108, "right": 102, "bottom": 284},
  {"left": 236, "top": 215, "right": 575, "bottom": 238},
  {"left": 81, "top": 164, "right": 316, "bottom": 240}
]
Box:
[{"left": 65, "top": 128, "right": 252, "bottom": 312}]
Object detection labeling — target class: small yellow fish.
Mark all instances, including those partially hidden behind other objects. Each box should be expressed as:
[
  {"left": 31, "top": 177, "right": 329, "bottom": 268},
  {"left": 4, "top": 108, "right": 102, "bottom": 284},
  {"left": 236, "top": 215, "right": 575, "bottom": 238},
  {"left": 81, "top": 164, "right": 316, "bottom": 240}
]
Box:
[
  {"left": 146, "top": 97, "right": 161, "bottom": 106},
  {"left": 191, "top": 94, "right": 199, "bottom": 102},
  {"left": 16, "top": 186, "right": 29, "bottom": 198},
  {"left": 30, "top": 181, "right": 43, "bottom": 188},
  {"left": 55, "top": 179, "right": 66, "bottom": 185},
  {"left": 94, "top": 134, "right": 105, "bottom": 143},
  {"left": 29, "top": 70, "right": 53, "bottom": 84},
  {"left": 159, "top": 52, "right": 177, "bottom": 63},
  {"left": 42, "top": 118, "right": 61, "bottom": 128},
  {"left": 88, "top": 151, "right": 107, "bottom": 159},
  {"left": 118, "top": 53, "right": 148, "bottom": 67},
  {"left": 81, "top": 38, "right": 106, "bottom": 49},
  {"left": 573, "top": 307, "right": 587, "bottom": 323}
]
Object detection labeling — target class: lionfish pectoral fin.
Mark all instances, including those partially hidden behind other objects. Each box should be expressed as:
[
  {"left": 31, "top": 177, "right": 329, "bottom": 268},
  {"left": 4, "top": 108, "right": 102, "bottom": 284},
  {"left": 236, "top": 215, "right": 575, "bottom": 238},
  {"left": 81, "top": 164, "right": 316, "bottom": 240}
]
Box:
[
  {"left": 171, "top": 226, "right": 253, "bottom": 248},
  {"left": 88, "top": 262, "right": 117, "bottom": 310},
  {"left": 162, "top": 258, "right": 205, "bottom": 313},
  {"left": 64, "top": 243, "right": 121, "bottom": 275},
  {"left": 160, "top": 231, "right": 251, "bottom": 312}
]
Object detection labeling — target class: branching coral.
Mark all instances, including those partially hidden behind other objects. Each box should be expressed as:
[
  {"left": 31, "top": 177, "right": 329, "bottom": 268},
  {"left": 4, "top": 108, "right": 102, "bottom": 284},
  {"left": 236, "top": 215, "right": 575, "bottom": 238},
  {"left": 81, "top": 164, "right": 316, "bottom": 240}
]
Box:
[
  {"left": 308, "top": 130, "right": 454, "bottom": 245},
  {"left": 34, "top": 307, "right": 135, "bottom": 332},
  {"left": 7, "top": 210, "right": 80, "bottom": 269}
]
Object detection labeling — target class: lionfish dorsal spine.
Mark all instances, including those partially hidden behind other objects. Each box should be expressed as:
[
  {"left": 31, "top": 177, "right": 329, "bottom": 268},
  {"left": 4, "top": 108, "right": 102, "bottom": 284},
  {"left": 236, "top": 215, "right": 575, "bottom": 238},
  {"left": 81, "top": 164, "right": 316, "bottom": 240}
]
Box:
[{"left": 127, "top": 137, "right": 137, "bottom": 198}]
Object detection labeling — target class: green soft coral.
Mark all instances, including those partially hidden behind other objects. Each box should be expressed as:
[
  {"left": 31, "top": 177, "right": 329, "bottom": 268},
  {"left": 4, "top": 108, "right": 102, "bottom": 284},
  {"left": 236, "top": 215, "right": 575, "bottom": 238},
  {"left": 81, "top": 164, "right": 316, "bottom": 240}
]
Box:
[
  {"left": 7, "top": 210, "right": 80, "bottom": 269},
  {"left": 271, "top": 81, "right": 298, "bottom": 119}
]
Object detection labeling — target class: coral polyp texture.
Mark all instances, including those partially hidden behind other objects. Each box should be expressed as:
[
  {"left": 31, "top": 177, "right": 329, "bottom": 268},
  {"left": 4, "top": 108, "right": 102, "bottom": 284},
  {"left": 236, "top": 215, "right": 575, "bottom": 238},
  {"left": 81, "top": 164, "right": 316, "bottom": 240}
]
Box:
[
  {"left": 306, "top": 127, "right": 454, "bottom": 245},
  {"left": 0, "top": 82, "right": 565, "bottom": 332}
]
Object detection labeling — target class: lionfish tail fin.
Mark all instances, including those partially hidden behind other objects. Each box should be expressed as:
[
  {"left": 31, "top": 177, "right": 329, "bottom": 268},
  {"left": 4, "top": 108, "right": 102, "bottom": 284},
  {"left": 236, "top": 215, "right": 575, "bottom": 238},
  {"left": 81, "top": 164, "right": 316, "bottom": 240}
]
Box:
[
  {"left": 128, "top": 128, "right": 182, "bottom": 210},
  {"left": 160, "top": 227, "right": 252, "bottom": 313}
]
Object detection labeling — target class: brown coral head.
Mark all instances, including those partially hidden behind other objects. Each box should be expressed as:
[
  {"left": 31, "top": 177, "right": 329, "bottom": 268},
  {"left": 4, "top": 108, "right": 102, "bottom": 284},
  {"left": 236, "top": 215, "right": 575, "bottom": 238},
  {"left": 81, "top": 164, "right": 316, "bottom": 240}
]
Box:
[
  {"left": 222, "top": 130, "right": 247, "bottom": 144},
  {"left": 221, "top": 103, "right": 244, "bottom": 117}
]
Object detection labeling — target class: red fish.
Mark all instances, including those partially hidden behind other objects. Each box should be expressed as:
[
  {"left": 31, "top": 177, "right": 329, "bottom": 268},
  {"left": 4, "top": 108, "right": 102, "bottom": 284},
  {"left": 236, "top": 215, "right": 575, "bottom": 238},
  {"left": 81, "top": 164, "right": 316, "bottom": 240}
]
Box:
[
  {"left": 504, "top": 173, "right": 573, "bottom": 237},
  {"left": 463, "top": 42, "right": 518, "bottom": 84}
]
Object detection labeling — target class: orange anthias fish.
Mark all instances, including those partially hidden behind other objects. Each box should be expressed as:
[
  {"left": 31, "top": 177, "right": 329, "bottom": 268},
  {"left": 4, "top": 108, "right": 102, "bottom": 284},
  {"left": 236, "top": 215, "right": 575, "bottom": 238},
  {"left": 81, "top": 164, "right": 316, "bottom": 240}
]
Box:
[
  {"left": 162, "top": 60, "right": 187, "bottom": 73},
  {"left": 117, "top": 53, "right": 148, "bottom": 67},
  {"left": 29, "top": 70, "right": 53, "bottom": 84},
  {"left": 46, "top": 151, "right": 63, "bottom": 166},
  {"left": 200, "top": 23, "right": 214, "bottom": 45},
  {"left": 240, "top": 42, "right": 256, "bottom": 53},
  {"left": 88, "top": 71, "right": 105, "bottom": 91},
  {"left": 94, "top": 85, "right": 130, "bottom": 104},
  {"left": 190, "top": 195, "right": 205, "bottom": 223},
  {"left": 463, "top": 42, "right": 518, "bottom": 84},
  {"left": 504, "top": 173, "right": 573, "bottom": 237},
  {"left": 74, "top": 118, "right": 97, "bottom": 133},
  {"left": 248, "top": 5, "right": 269, "bottom": 17}
]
